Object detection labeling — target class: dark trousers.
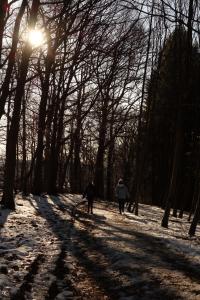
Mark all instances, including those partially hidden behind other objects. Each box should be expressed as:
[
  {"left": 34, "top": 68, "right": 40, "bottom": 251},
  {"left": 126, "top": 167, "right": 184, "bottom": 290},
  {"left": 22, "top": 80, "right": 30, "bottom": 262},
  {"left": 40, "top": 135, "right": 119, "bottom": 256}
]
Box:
[
  {"left": 118, "top": 199, "right": 125, "bottom": 214},
  {"left": 87, "top": 198, "right": 94, "bottom": 214}
]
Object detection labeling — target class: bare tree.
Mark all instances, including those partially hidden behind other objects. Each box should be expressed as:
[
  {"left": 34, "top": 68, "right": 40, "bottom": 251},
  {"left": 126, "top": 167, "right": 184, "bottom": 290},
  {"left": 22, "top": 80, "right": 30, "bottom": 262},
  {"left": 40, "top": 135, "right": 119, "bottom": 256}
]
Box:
[{"left": 2, "top": 0, "right": 40, "bottom": 209}]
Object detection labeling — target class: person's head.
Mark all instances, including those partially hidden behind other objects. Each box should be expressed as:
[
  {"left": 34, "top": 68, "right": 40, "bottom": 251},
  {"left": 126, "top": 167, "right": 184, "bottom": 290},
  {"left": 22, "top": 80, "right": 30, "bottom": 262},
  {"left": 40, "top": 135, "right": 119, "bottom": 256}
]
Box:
[{"left": 118, "top": 178, "right": 123, "bottom": 184}]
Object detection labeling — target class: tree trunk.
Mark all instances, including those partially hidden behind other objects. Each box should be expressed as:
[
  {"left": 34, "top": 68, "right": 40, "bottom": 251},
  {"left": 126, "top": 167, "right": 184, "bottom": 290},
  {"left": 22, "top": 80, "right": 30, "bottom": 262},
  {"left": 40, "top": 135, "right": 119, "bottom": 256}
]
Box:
[
  {"left": 46, "top": 106, "right": 58, "bottom": 194},
  {"left": 94, "top": 101, "right": 108, "bottom": 198},
  {"left": 21, "top": 95, "right": 27, "bottom": 193},
  {"left": 47, "top": 96, "right": 65, "bottom": 194},
  {"left": 128, "top": 3, "right": 154, "bottom": 215},
  {"left": 1, "top": 0, "right": 39, "bottom": 209},
  {"left": 2, "top": 54, "right": 31, "bottom": 208},
  {"left": 33, "top": 46, "right": 55, "bottom": 194},
  {"left": 70, "top": 89, "right": 82, "bottom": 193},
  {"left": 161, "top": 113, "right": 183, "bottom": 228},
  {"left": 58, "top": 134, "right": 74, "bottom": 192},
  {"left": 189, "top": 193, "right": 200, "bottom": 236},
  {"left": 106, "top": 139, "right": 115, "bottom": 201},
  {"left": 94, "top": 125, "right": 107, "bottom": 198},
  {"left": 0, "top": 0, "right": 27, "bottom": 118},
  {"left": 72, "top": 127, "right": 82, "bottom": 193},
  {"left": 0, "top": 0, "right": 8, "bottom": 64}
]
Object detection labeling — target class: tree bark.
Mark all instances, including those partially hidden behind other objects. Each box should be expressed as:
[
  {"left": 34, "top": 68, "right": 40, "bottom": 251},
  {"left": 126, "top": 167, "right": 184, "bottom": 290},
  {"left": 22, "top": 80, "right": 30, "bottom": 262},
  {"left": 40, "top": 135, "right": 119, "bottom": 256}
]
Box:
[
  {"left": 161, "top": 112, "right": 183, "bottom": 228},
  {"left": 0, "top": 0, "right": 8, "bottom": 64},
  {"left": 1, "top": 0, "right": 40, "bottom": 209},
  {"left": 106, "top": 139, "right": 115, "bottom": 201},
  {"left": 189, "top": 196, "right": 200, "bottom": 236},
  {"left": 33, "top": 45, "right": 55, "bottom": 194},
  {"left": 71, "top": 88, "right": 82, "bottom": 193},
  {"left": 94, "top": 104, "right": 108, "bottom": 198},
  {"left": 21, "top": 94, "right": 27, "bottom": 193},
  {"left": 0, "top": 0, "right": 27, "bottom": 118}
]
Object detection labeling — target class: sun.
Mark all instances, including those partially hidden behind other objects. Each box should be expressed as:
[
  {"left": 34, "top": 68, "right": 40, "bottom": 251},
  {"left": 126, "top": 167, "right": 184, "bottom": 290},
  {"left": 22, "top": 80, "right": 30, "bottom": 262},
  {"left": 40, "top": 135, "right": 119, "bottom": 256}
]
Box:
[{"left": 28, "top": 29, "right": 45, "bottom": 47}]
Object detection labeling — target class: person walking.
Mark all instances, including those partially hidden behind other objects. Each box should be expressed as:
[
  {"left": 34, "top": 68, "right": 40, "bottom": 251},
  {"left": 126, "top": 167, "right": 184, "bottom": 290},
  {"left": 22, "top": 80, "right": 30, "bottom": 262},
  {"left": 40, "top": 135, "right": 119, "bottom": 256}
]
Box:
[
  {"left": 83, "top": 182, "right": 96, "bottom": 214},
  {"left": 115, "top": 179, "right": 129, "bottom": 214}
]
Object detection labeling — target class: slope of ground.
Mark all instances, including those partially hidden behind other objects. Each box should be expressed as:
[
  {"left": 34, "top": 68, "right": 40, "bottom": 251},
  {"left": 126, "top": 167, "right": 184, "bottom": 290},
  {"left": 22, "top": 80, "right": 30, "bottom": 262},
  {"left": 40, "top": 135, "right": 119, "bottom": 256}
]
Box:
[{"left": 0, "top": 194, "right": 200, "bottom": 299}]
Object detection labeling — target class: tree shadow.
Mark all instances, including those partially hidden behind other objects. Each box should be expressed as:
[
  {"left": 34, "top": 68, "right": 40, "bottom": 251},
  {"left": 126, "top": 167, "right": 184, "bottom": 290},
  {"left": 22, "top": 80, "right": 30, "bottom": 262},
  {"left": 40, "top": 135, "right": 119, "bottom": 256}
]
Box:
[
  {"left": 49, "top": 194, "right": 71, "bottom": 212},
  {"left": 29, "top": 195, "right": 193, "bottom": 299},
  {"left": 124, "top": 213, "right": 148, "bottom": 224},
  {"left": 10, "top": 254, "right": 45, "bottom": 300},
  {"left": 81, "top": 210, "right": 200, "bottom": 285},
  {"left": 0, "top": 207, "right": 11, "bottom": 227}
]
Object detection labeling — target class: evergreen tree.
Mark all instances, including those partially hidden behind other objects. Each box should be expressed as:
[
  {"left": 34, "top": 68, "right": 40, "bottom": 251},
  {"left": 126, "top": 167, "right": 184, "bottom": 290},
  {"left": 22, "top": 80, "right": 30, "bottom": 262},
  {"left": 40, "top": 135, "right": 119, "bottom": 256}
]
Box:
[{"left": 146, "top": 27, "right": 200, "bottom": 226}]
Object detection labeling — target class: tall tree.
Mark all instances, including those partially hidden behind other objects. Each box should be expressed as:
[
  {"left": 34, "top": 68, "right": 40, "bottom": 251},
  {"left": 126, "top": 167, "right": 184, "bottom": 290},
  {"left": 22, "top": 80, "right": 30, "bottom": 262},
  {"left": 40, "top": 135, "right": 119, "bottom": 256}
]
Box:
[{"left": 1, "top": 0, "right": 40, "bottom": 209}]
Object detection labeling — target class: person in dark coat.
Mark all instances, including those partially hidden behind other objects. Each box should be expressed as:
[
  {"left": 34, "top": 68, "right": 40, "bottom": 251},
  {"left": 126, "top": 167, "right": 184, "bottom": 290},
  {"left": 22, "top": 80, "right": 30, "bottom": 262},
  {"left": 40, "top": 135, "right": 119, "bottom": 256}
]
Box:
[
  {"left": 83, "top": 182, "right": 96, "bottom": 214},
  {"left": 115, "top": 179, "right": 129, "bottom": 214}
]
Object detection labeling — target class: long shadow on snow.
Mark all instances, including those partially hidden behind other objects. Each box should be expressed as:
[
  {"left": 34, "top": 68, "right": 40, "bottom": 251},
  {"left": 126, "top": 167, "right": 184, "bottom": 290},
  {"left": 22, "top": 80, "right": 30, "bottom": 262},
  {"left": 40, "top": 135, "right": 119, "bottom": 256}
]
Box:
[
  {"left": 52, "top": 198, "right": 200, "bottom": 282},
  {"left": 76, "top": 206, "right": 200, "bottom": 286},
  {"left": 48, "top": 197, "right": 200, "bottom": 286},
  {"left": 47, "top": 194, "right": 75, "bottom": 212},
  {"left": 11, "top": 254, "right": 45, "bottom": 300},
  {"left": 94, "top": 215, "right": 200, "bottom": 285},
  {"left": 31, "top": 195, "right": 121, "bottom": 299},
  {"left": 30, "top": 195, "right": 186, "bottom": 300},
  {"left": 0, "top": 207, "right": 11, "bottom": 227}
]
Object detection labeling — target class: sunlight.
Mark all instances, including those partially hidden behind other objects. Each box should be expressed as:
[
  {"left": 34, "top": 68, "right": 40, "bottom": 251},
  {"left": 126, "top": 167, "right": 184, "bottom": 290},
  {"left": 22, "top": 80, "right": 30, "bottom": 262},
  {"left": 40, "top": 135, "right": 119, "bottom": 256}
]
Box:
[{"left": 28, "top": 29, "right": 45, "bottom": 47}]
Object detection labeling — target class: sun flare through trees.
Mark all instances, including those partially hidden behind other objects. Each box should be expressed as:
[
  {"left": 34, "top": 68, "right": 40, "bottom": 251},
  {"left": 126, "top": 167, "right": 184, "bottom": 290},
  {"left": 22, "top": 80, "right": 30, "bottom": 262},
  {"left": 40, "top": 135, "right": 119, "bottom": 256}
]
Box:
[{"left": 0, "top": 0, "right": 200, "bottom": 234}]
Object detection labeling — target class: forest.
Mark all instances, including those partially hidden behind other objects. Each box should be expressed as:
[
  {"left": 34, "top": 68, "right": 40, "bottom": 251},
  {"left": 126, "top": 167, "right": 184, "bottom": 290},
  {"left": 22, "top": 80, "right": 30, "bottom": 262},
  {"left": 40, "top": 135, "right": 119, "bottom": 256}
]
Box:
[
  {"left": 1, "top": 1, "right": 200, "bottom": 299},
  {"left": 0, "top": 0, "right": 200, "bottom": 233},
  {"left": 2, "top": 0, "right": 199, "bottom": 233}
]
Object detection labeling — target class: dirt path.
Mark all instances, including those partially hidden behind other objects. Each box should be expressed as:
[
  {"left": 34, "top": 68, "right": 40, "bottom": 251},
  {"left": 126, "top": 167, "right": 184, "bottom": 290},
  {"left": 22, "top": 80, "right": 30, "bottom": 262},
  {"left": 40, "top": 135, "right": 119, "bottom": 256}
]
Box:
[{"left": 1, "top": 195, "right": 200, "bottom": 299}]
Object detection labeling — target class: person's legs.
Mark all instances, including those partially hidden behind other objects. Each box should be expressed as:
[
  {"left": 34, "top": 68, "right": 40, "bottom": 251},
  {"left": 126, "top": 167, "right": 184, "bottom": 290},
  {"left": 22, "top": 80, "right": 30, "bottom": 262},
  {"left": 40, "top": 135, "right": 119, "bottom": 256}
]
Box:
[
  {"left": 119, "top": 199, "right": 122, "bottom": 214},
  {"left": 90, "top": 199, "right": 93, "bottom": 214},
  {"left": 122, "top": 200, "right": 125, "bottom": 213},
  {"left": 88, "top": 199, "right": 93, "bottom": 213}
]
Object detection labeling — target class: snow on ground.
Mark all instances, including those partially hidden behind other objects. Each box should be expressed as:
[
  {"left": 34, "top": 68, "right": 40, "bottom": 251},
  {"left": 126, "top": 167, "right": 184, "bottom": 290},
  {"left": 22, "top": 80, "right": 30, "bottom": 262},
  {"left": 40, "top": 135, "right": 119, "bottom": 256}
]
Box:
[
  {"left": 0, "top": 194, "right": 200, "bottom": 299},
  {"left": 124, "top": 204, "right": 200, "bottom": 262}
]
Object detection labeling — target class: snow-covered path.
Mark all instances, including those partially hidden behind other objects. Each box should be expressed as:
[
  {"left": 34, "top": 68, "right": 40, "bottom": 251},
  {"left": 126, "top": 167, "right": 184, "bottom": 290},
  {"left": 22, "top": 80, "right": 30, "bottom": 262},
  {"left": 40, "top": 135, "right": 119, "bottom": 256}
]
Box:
[{"left": 0, "top": 194, "right": 200, "bottom": 299}]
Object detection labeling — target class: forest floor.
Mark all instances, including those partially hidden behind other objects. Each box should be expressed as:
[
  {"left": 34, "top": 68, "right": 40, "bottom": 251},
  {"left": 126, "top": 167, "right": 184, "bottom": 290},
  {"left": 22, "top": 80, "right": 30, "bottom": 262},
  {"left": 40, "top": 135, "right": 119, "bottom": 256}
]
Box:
[{"left": 0, "top": 194, "right": 200, "bottom": 300}]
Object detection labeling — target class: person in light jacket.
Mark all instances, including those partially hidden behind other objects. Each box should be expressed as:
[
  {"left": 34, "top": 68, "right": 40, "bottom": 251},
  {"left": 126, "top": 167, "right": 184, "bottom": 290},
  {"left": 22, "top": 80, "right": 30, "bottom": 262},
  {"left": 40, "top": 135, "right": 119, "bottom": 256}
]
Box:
[{"left": 115, "top": 179, "right": 129, "bottom": 214}]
